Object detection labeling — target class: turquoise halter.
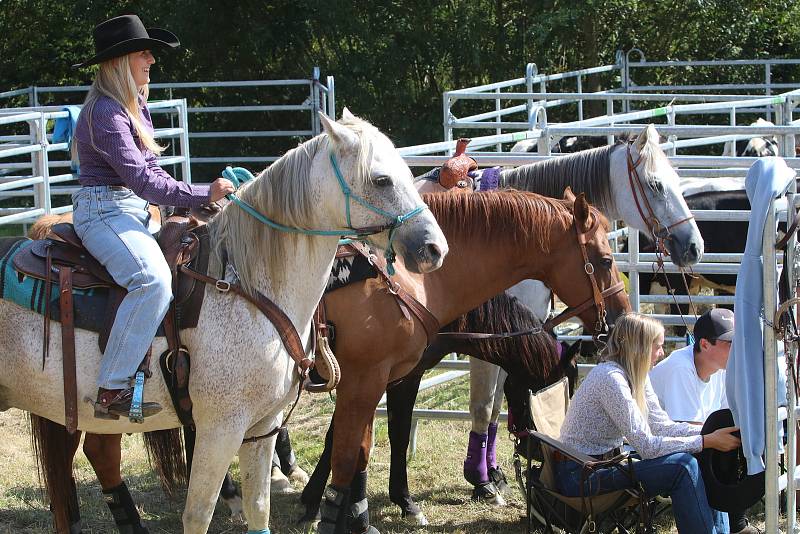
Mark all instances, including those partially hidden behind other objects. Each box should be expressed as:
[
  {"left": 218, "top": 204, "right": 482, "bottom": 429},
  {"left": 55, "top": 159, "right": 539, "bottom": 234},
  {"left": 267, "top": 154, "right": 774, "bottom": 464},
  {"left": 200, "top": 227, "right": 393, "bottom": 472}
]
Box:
[{"left": 222, "top": 152, "right": 428, "bottom": 275}]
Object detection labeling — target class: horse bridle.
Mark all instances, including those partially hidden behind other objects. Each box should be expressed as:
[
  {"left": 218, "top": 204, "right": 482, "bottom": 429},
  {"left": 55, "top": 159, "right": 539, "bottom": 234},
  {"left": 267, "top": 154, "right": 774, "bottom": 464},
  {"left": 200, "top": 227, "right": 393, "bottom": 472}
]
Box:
[
  {"left": 542, "top": 210, "right": 626, "bottom": 339},
  {"left": 625, "top": 142, "right": 695, "bottom": 255},
  {"left": 626, "top": 141, "right": 703, "bottom": 324}
]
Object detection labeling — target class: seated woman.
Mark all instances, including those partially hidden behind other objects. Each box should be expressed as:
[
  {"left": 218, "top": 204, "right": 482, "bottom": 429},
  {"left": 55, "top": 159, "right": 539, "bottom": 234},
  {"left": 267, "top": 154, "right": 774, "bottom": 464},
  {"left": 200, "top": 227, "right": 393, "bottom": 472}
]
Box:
[{"left": 556, "top": 313, "right": 741, "bottom": 533}]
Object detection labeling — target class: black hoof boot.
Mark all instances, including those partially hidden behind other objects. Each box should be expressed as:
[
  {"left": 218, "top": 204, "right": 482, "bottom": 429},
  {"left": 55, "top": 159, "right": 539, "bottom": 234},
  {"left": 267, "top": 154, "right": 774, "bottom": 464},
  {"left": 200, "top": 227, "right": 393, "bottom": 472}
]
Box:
[
  {"left": 103, "top": 481, "right": 149, "bottom": 533},
  {"left": 274, "top": 426, "right": 298, "bottom": 475},
  {"left": 347, "top": 470, "right": 379, "bottom": 534},
  {"left": 488, "top": 466, "right": 509, "bottom": 493},
  {"left": 318, "top": 484, "right": 350, "bottom": 534}
]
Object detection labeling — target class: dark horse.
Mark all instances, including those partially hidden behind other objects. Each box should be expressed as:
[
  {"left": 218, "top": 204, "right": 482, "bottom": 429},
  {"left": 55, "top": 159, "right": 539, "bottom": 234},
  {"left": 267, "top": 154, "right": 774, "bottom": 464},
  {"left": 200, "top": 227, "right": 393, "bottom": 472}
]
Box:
[{"left": 298, "top": 291, "right": 581, "bottom": 525}]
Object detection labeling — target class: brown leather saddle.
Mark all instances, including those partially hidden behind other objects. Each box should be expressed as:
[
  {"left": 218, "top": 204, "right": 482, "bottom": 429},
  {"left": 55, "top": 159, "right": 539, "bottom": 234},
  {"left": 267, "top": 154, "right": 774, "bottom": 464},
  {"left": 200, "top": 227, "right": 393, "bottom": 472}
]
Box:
[{"left": 12, "top": 217, "right": 210, "bottom": 432}]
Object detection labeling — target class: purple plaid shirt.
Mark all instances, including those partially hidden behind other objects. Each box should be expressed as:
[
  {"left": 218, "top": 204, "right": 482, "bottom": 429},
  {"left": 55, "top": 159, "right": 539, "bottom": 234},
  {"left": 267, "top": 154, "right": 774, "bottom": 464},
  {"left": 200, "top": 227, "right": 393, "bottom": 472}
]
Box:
[{"left": 74, "top": 95, "right": 210, "bottom": 208}]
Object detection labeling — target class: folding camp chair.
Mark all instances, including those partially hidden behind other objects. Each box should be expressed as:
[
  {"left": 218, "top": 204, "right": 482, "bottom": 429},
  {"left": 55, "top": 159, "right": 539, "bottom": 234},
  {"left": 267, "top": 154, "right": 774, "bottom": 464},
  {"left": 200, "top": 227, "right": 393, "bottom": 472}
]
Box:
[{"left": 513, "top": 377, "right": 662, "bottom": 534}]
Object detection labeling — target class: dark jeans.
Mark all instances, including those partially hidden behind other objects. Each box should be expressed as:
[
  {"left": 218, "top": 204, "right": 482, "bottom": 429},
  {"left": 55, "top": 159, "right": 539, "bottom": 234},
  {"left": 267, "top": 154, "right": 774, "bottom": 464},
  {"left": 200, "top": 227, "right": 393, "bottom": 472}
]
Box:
[{"left": 555, "top": 452, "right": 729, "bottom": 533}]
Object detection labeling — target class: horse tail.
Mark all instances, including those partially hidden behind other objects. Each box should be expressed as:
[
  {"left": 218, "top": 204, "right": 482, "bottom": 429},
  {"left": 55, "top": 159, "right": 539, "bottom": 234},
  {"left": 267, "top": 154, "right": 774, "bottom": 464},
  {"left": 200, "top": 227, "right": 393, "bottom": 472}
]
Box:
[
  {"left": 28, "top": 213, "right": 67, "bottom": 239},
  {"left": 28, "top": 413, "right": 79, "bottom": 532},
  {"left": 142, "top": 429, "right": 188, "bottom": 497}
]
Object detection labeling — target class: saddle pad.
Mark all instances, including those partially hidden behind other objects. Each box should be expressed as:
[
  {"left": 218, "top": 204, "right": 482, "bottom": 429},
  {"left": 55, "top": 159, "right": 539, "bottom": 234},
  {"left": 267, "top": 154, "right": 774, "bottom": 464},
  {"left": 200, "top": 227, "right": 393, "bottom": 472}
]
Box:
[
  {"left": 325, "top": 251, "right": 377, "bottom": 293},
  {"left": 0, "top": 237, "right": 111, "bottom": 331}
]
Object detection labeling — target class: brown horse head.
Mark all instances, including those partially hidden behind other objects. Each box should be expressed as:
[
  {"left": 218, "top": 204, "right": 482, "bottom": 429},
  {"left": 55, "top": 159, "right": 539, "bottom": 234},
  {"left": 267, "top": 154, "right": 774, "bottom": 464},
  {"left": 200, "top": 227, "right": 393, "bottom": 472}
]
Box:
[{"left": 545, "top": 189, "right": 631, "bottom": 334}]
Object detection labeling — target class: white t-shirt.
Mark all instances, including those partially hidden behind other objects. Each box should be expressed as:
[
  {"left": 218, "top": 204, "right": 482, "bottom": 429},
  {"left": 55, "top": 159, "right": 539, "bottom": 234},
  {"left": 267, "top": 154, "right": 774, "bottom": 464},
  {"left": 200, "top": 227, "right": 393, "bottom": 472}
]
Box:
[{"left": 649, "top": 344, "right": 728, "bottom": 423}]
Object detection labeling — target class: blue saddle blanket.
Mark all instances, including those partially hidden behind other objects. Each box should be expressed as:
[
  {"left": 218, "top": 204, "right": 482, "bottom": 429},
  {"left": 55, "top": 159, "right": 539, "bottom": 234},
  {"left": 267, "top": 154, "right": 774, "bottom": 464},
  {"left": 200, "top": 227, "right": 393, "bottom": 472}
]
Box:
[{"left": 0, "top": 238, "right": 108, "bottom": 331}]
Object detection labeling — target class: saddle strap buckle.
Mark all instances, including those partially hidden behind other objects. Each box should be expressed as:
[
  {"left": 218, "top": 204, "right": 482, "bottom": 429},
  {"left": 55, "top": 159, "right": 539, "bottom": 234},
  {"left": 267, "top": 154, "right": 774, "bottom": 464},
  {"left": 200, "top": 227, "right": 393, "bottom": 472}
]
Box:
[
  {"left": 215, "top": 279, "right": 231, "bottom": 292},
  {"left": 129, "top": 371, "right": 145, "bottom": 423}
]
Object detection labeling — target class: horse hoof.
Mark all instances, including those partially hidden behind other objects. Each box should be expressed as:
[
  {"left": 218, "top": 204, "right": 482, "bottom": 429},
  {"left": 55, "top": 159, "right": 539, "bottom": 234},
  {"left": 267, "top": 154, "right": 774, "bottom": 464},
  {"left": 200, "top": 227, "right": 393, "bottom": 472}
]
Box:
[
  {"left": 489, "top": 466, "right": 509, "bottom": 493},
  {"left": 296, "top": 508, "right": 320, "bottom": 525},
  {"left": 404, "top": 511, "right": 429, "bottom": 526},
  {"left": 271, "top": 465, "right": 296, "bottom": 494},
  {"left": 471, "top": 482, "right": 506, "bottom": 506},
  {"left": 222, "top": 494, "right": 244, "bottom": 520},
  {"left": 288, "top": 465, "right": 310, "bottom": 485}
]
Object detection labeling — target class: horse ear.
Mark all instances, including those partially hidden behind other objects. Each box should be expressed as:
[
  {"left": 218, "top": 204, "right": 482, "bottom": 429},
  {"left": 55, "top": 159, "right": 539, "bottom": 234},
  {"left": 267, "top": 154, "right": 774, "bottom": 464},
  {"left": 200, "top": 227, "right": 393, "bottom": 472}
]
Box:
[
  {"left": 562, "top": 186, "right": 576, "bottom": 202},
  {"left": 341, "top": 107, "right": 356, "bottom": 120},
  {"left": 635, "top": 123, "right": 658, "bottom": 150},
  {"left": 573, "top": 192, "right": 592, "bottom": 232},
  {"left": 318, "top": 111, "right": 359, "bottom": 151}
]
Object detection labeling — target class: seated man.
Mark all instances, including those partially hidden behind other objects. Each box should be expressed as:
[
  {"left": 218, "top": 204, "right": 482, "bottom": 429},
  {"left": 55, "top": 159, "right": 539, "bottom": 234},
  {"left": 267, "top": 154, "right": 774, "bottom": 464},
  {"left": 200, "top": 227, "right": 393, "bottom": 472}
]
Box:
[
  {"left": 650, "top": 308, "right": 731, "bottom": 424},
  {"left": 650, "top": 308, "right": 759, "bottom": 534}
]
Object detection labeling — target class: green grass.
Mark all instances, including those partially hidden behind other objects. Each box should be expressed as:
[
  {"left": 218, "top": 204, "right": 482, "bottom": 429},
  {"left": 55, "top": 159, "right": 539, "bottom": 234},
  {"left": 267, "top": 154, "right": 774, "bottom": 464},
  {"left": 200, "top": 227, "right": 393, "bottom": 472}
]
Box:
[{"left": 0, "top": 370, "right": 784, "bottom": 533}]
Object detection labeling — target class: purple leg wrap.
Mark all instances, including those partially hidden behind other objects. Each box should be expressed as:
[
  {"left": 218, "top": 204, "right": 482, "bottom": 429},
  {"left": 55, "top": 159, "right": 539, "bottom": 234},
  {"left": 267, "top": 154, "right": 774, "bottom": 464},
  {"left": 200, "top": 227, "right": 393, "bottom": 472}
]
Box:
[
  {"left": 463, "top": 431, "right": 489, "bottom": 485},
  {"left": 486, "top": 422, "right": 499, "bottom": 470}
]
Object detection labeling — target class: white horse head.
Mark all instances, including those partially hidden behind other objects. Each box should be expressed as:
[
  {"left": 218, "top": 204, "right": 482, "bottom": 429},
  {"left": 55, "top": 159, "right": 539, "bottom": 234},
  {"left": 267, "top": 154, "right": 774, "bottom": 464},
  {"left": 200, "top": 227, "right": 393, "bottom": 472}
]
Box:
[
  {"left": 480, "top": 124, "right": 704, "bottom": 266},
  {"left": 611, "top": 124, "right": 703, "bottom": 266},
  {"left": 321, "top": 109, "right": 448, "bottom": 274},
  {"left": 213, "top": 109, "right": 448, "bottom": 297}
]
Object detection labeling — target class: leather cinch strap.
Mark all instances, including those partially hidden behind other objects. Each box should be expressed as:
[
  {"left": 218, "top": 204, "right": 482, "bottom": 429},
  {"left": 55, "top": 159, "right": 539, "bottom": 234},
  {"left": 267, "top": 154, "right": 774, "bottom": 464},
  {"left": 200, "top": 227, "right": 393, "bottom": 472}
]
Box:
[
  {"left": 178, "top": 265, "right": 311, "bottom": 444},
  {"left": 59, "top": 266, "right": 78, "bottom": 434}
]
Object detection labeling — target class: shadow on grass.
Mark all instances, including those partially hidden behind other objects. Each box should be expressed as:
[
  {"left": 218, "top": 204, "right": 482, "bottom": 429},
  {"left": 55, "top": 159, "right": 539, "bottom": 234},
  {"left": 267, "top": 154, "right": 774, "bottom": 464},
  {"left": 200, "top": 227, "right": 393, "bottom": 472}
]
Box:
[{"left": 0, "top": 468, "right": 258, "bottom": 534}]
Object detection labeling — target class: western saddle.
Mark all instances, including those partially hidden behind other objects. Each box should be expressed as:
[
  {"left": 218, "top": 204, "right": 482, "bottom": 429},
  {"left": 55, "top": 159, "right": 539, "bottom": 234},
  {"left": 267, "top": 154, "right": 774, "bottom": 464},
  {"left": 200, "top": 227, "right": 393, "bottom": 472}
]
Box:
[{"left": 13, "top": 216, "right": 210, "bottom": 432}]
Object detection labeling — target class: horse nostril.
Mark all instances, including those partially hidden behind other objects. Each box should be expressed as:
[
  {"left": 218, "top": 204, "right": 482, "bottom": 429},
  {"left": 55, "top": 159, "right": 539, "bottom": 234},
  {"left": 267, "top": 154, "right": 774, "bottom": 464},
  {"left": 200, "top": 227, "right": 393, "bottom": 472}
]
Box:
[
  {"left": 424, "top": 243, "right": 443, "bottom": 264},
  {"left": 687, "top": 242, "right": 699, "bottom": 261}
]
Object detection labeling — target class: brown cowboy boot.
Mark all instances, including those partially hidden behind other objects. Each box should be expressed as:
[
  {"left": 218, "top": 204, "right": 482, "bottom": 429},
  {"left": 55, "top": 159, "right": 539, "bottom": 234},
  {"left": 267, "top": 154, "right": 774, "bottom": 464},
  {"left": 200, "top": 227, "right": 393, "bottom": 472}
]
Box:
[{"left": 94, "top": 388, "right": 162, "bottom": 420}]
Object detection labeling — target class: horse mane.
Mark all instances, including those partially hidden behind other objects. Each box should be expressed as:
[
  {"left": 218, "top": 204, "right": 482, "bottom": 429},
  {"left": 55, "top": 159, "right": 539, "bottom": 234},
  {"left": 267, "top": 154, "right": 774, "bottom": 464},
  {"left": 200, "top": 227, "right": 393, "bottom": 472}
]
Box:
[
  {"left": 499, "top": 144, "right": 616, "bottom": 213},
  {"left": 500, "top": 135, "right": 670, "bottom": 215},
  {"left": 210, "top": 116, "right": 376, "bottom": 294},
  {"left": 421, "top": 190, "right": 607, "bottom": 254},
  {"left": 441, "top": 292, "right": 560, "bottom": 384}
]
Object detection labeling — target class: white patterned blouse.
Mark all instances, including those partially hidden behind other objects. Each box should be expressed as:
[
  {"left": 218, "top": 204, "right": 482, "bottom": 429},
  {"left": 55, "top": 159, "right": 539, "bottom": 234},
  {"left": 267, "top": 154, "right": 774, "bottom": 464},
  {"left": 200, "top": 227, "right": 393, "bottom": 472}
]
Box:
[{"left": 559, "top": 361, "right": 703, "bottom": 459}]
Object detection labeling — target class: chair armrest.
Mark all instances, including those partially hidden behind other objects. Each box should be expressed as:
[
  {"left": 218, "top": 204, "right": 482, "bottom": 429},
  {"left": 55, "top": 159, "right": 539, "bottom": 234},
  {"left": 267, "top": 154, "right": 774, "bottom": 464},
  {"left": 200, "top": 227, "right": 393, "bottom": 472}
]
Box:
[{"left": 529, "top": 430, "right": 632, "bottom": 468}]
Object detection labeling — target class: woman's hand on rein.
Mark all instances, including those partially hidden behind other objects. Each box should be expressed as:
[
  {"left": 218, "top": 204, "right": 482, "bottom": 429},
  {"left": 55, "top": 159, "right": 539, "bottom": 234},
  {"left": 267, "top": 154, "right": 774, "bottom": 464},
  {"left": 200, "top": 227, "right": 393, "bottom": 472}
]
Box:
[
  {"left": 210, "top": 178, "right": 236, "bottom": 202},
  {"left": 704, "top": 426, "right": 741, "bottom": 452}
]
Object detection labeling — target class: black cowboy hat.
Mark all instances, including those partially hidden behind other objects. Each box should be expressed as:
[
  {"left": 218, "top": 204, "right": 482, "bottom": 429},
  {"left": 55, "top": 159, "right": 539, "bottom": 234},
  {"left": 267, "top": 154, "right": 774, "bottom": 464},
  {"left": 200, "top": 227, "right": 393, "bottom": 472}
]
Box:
[
  {"left": 696, "top": 409, "right": 765, "bottom": 512},
  {"left": 73, "top": 14, "right": 179, "bottom": 68}
]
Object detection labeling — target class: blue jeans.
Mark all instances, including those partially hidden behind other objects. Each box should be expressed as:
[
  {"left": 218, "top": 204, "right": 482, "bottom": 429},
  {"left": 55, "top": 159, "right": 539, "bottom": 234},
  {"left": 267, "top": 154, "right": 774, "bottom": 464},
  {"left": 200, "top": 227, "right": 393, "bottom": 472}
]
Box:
[
  {"left": 72, "top": 186, "right": 172, "bottom": 390},
  {"left": 555, "top": 452, "right": 729, "bottom": 533}
]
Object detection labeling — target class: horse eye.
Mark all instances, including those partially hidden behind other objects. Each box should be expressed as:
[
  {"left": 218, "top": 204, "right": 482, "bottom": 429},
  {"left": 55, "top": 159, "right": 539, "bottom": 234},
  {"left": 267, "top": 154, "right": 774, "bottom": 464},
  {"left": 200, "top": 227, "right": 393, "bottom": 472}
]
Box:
[
  {"left": 601, "top": 257, "right": 613, "bottom": 269},
  {"left": 373, "top": 175, "right": 392, "bottom": 187},
  {"left": 651, "top": 181, "right": 665, "bottom": 195}
]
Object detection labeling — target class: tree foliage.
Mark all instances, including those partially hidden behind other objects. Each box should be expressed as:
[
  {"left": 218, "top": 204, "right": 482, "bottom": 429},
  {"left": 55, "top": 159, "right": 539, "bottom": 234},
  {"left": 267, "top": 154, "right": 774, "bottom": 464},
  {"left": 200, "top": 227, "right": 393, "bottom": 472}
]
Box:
[{"left": 2, "top": 0, "right": 799, "bottom": 149}]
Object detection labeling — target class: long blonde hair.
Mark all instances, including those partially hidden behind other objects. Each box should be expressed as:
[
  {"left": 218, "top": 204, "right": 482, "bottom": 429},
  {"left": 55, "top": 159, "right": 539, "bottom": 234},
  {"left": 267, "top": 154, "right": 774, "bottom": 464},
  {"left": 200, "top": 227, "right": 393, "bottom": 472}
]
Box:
[
  {"left": 603, "top": 312, "right": 664, "bottom": 417},
  {"left": 73, "top": 53, "right": 162, "bottom": 163}
]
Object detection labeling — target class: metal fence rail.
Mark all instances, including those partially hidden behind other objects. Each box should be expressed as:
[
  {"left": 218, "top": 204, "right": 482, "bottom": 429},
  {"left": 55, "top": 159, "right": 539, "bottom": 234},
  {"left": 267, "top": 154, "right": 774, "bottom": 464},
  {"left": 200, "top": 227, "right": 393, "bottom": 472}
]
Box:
[
  {"left": 390, "top": 53, "right": 800, "bottom": 494},
  {"left": 0, "top": 99, "right": 191, "bottom": 224},
  {"left": 0, "top": 71, "right": 335, "bottom": 227},
  {"left": 2, "top": 68, "right": 334, "bottom": 171}
]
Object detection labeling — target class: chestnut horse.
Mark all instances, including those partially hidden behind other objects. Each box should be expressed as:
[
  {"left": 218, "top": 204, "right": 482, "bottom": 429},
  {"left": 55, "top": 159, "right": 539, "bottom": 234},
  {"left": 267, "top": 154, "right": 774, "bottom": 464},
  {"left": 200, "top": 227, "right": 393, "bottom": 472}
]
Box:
[
  {"left": 299, "top": 290, "right": 582, "bottom": 526},
  {"left": 27, "top": 190, "right": 627, "bottom": 533},
  {"left": 299, "top": 190, "right": 630, "bottom": 533}
]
